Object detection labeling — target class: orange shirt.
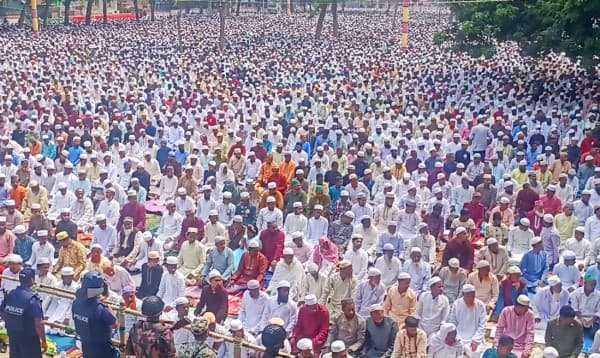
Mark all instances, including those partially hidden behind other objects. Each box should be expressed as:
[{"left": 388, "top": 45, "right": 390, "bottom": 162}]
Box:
[
  {"left": 279, "top": 160, "right": 297, "bottom": 184},
  {"left": 258, "top": 162, "right": 274, "bottom": 186},
  {"left": 29, "top": 140, "right": 42, "bottom": 156},
  {"left": 10, "top": 185, "right": 27, "bottom": 211},
  {"left": 258, "top": 190, "right": 284, "bottom": 209}
]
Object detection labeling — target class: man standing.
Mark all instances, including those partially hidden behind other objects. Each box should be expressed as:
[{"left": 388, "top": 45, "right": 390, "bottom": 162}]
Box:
[
  {"left": 1, "top": 268, "right": 46, "bottom": 357},
  {"left": 544, "top": 305, "right": 583, "bottom": 358},
  {"left": 126, "top": 296, "right": 177, "bottom": 357},
  {"left": 72, "top": 272, "right": 119, "bottom": 358}
]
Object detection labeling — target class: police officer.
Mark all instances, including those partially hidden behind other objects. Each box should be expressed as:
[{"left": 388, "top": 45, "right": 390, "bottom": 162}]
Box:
[
  {"left": 71, "top": 271, "right": 118, "bottom": 358},
  {"left": 0, "top": 267, "right": 47, "bottom": 358},
  {"left": 126, "top": 295, "right": 176, "bottom": 357}
]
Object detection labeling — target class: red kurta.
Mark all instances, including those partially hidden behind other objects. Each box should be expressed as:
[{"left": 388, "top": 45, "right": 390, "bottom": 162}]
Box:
[
  {"left": 291, "top": 304, "right": 330, "bottom": 355},
  {"left": 231, "top": 251, "right": 268, "bottom": 286},
  {"left": 259, "top": 229, "right": 285, "bottom": 264}
]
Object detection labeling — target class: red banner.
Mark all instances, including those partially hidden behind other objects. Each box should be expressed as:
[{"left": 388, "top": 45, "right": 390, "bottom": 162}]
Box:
[{"left": 70, "top": 13, "right": 136, "bottom": 23}]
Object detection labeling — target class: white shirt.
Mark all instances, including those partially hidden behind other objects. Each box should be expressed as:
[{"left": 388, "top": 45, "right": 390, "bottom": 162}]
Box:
[
  {"left": 343, "top": 248, "right": 369, "bottom": 281},
  {"left": 239, "top": 290, "right": 270, "bottom": 333},
  {"left": 157, "top": 270, "right": 186, "bottom": 307},
  {"left": 448, "top": 298, "right": 487, "bottom": 344},
  {"left": 283, "top": 213, "right": 308, "bottom": 239},
  {"left": 27, "top": 241, "right": 55, "bottom": 266},
  {"left": 585, "top": 215, "right": 600, "bottom": 244},
  {"left": 259, "top": 296, "right": 298, "bottom": 335},
  {"left": 374, "top": 255, "right": 402, "bottom": 287},
  {"left": 507, "top": 227, "right": 534, "bottom": 257},
  {"left": 564, "top": 237, "right": 591, "bottom": 261},
  {"left": 175, "top": 196, "right": 195, "bottom": 217},
  {"left": 256, "top": 208, "right": 283, "bottom": 232},
  {"left": 156, "top": 211, "right": 183, "bottom": 240},
  {"left": 306, "top": 217, "right": 329, "bottom": 246},
  {"left": 570, "top": 287, "right": 600, "bottom": 321},
  {"left": 159, "top": 175, "right": 179, "bottom": 200},
  {"left": 415, "top": 292, "right": 450, "bottom": 336},
  {"left": 95, "top": 199, "right": 121, "bottom": 227},
  {"left": 197, "top": 197, "right": 218, "bottom": 222}
]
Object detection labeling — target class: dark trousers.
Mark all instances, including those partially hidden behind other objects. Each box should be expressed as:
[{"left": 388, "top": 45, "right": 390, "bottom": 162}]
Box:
[{"left": 9, "top": 336, "right": 41, "bottom": 358}]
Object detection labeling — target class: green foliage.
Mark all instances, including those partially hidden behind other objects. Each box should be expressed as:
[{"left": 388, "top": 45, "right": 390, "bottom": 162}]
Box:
[
  {"left": 448, "top": 0, "right": 600, "bottom": 64},
  {"left": 433, "top": 31, "right": 449, "bottom": 45}
]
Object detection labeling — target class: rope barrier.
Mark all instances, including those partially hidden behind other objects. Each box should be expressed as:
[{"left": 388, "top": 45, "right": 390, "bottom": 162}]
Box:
[{"left": 0, "top": 274, "right": 295, "bottom": 357}]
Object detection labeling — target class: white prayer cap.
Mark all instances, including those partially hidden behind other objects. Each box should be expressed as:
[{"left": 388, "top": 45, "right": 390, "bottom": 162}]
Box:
[
  {"left": 36, "top": 258, "right": 50, "bottom": 265},
  {"left": 398, "top": 272, "right": 411, "bottom": 280},
  {"left": 5, "top": 199, "right": 14, "bottom": 206},
  {"left": 247, "top": 240, "right": 260, "bottom": 249},
  {"left": 543, "top": 347, "right": 559, "bottom": 358},
  {"left": 292, "top": 231, "right": 303, "bottom": 239},
  {"left": 367, "top": 268, "right": 381, "bottom": 277},
  {"left": 6, "top": 254, "right": 22, "bottom": 264},
  {"left": 229, "top": 319, "right": 243, "bottom": 331},
  {"left": 530, "top": 236, "right": 543, "bottom": 245},
  {"left": 208, "top": 269, "right": 222, "bottom": 280},
  {"left": 283, "top": 248, "right": 294, "bottom": 256},
  {"left": 165, "top": 256, "right": 178, "bottom": 265},
  {"left": 313, "top": 204, "right": 323, "bottom": 211},
  {"left": 277, "top": 280, "right": 291, "bottom": 289},
  {"left": 297, "top": 338, "right": 313, "bottom": 351},
  {"left": 177, "top": 187, "right": 187, "bottom": 195},
  {"left": 454, "top": 227, "right": 467, "bottom": 235},
  {"left": 307, "top": 262, "right": 318, "bottom": 273},
  {"left": 520, "top": 218, "right": 530, "bottom": 226},
  {"left": 143, "top": 232, "right": 153, "bottom": 241},
  {"left": 339, "top": 260, "right": 352, "bottom": 269},
  {"left": 304, "top": 294, "right": 317, "bottom": 305},
  {"left": 576, "top": 226, "right": 585, "bottom": 233},
  {"left": 486, "top": 238, "right": 498, "bottom": 245},
  {"left": 548, "top": 276, "right": 561, "bottom": 286},
  {"left": 30, "top": 203, "right": 41, "bottom": 210},
  {"left": 13, "top": 225, "right": 25, "bottom": 234},
  {"left": 174, "top": 297, "right": 189, "bottom": 306},
  {"left": 266, "top": 196, "right": 276, "bottom": 203},
  {"left": 462, "top": 284, "right": 475, "bottom": 293},
  {"left": 90, "top": 243, "right": 102, "bottom": 251},
  {"left": 543, "top": 214, "right": 554, "bottom": 223},
  {"left": 293, "top": 201, "right": 303, "bottom": 208},
  {"left": 208, "top": 209, "right": 218, "bottom": 216},
  {"left": 215, "top": 235, "right": 226, "bottom": 243},
  {"left": 247, "top": 280, "right": 260, "bottom": 290},
  {"left": 500, "top": 197, "right": 510, "bottom": 204},
  {"left": 507, "top": 266, "right": 522, "bottom": 274},
  {"left": 410, "top": 247, "right": 422, "bottom": 254},
  {"left": 148, "top": 251, "right": 160, "bottom": 259},
  {"left": 61, "top": 266, "right": 74, "bottom": 276},
  {"left": 223, "top": 191, "right": 232, "bottom": 199},
  {"left": 516, "top": 295, "right": 530, "bottom": 307},
  {"left": 267, "top": 182, "right": 276, "bottom": 189},
  {"left": 448, "top": 258, "right": 460, "bottom": 268},
  {"left": 369, "top": 303, "right": 384, "bottom": 313},
  {"left": 330, "top": 341, "right": 346, "bottom": 353},
  {"left": 428, "top": 277, "right": 442, "bottom": 287},
  {"left": 383, "top": 243, "right": 395, "bottom": 251},
  {"left": 562, "top": 250, "right": 576, "bottom": 260},
  {"left": 61, "top": 207, "right": 71, "bottom": 214},
  {"left": 476, "top": 260, "right": 490, "bottom": 269},
  {"left": 37, "top": 230, "right": 48, "bottom": 236},
  {"left": 95, "top": 214, "right": 106, "bottom": 222}
]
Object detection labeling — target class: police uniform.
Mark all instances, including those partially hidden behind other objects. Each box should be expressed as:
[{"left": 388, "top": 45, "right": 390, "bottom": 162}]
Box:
[
  {"left": 1, "top": 270, "right": 44, "bottom": 358},
  {"left": 71, "top": 272, "right": 117, "bottom": 358}
]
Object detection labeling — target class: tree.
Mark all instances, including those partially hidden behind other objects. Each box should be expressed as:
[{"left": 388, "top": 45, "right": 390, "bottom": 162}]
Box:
[
  {"left": 331, "top": 0, "right": 338, "bottom": 38},
  {"left": 103, "top": 0, "right": 108, "bottom": 23},
  {"left": 63, "top": 0, "right": 71, "bottom": 24},
  {"left": 149, "top": 0, "right": 156, "bottom": 21},
  {"left": 43, "top": 0, "right": 51, "bottom": 26},
  {"left": 133, "top": 0, "right": 139, "bottom": 20},
  {"left": 218, "top": 0, "right": 226, "bottom": 51},
  {"left": 449, "top": 0, "right": 600, "bottom": 64},
  {"left": 85, "top": 0, "right": 94, "bottom": 24},
  {"left": 314, "top": 2, "right": 327, "bottom": 40}
]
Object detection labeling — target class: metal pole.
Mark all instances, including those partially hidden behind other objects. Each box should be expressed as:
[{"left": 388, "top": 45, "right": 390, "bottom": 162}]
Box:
[{"left": 118, "top": 302, "right": 126, "bottom": 355}]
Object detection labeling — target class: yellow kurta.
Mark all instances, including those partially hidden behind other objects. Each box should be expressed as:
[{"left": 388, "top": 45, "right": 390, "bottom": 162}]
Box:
[
  {"left": 383, "top": 286, "right": 417, "bottom": 328},
  {"left": 178, "top": 240, "right": 206, "bottom": 278}
]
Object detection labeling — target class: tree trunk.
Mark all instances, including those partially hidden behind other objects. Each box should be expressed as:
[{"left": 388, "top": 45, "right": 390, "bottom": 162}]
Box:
[
  {"left": 331, "top": 1, "right": 338, "bottom": 38},
  {"left": 102, "top": 0, "right": 107, "bottom": 23},
  {"left": 236, "top": 0, "right": 240, "bottom": 16},
  {"left": 133, "top": 0, "right": 139, "bottom": 20},
  {"left": 150, "top": 0, "right": 155, "bottom": 21},
  {"left": 43, "top": 0, "right": 50, "bottom": 26},
  {"left": 392, "top": 0, "right": 398, "bottom": 27},
  {"left": 85, "top": 0, "right": 93, "bottom": 24},
  {"left": 17, "top": 2, "right": 26, "bottom": 27},
  {"left": 63, "top": 0, "right": 71, "bottom": 24},
  {"left": 218, "top": 3, "right": 225, "bottom": 51},
  {"left": 385, "top": 0, "right": 390, "bottom": 15},
  {"left": 176, "top": 8, "right": 181, "bottom": 50},
  {"left": 314, "top": 3, "right": 327, "bottom": 40}
]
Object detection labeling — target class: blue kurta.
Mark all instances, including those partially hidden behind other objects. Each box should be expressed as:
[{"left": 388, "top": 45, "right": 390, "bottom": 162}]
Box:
[{"left": 519, "top": 250, "right": 548, "bottom": 290}]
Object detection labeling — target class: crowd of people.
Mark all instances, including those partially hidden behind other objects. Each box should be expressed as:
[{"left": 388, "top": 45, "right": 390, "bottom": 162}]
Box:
[{"left": 0, "top": 4, "right": 599, "bottom": 358}]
